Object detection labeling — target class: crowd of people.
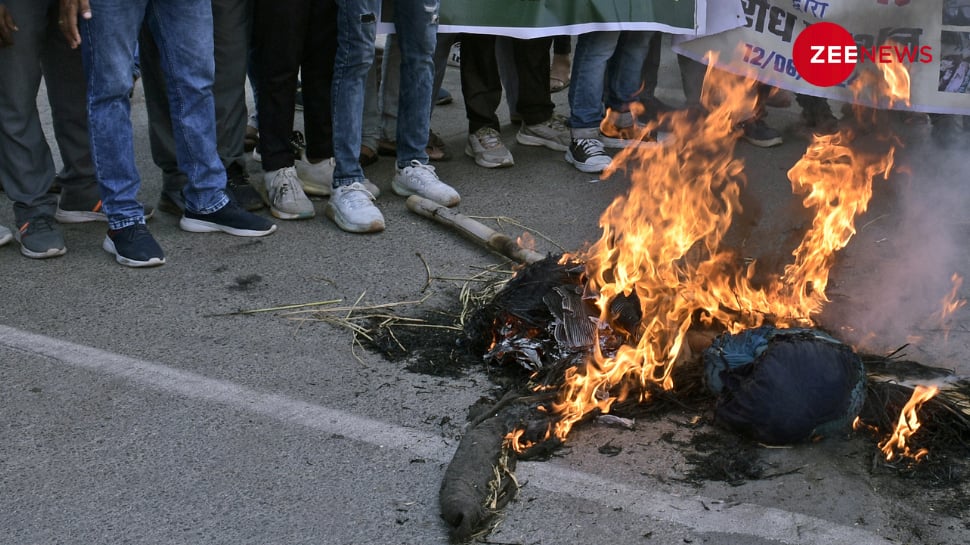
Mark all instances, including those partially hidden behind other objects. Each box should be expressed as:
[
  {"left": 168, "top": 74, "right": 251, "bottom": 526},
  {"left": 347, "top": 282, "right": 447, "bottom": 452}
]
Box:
[{"left": 0, "top": 1, "right": 955, "bottom": 268}]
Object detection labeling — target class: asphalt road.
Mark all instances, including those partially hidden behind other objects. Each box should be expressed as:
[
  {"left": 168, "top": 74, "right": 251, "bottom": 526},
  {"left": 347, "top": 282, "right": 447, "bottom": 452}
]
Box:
[{"left": 2, "top": 43, "right": 970, "bottom": 545}]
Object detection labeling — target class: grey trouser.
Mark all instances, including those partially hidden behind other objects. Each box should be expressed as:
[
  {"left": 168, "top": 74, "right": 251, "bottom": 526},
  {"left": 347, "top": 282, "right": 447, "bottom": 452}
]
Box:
[
  {"left": 0, "top": 0, "right": 96, "bottom": 224},
  {"left": 139, "top": 0, "right": 251, "bottom": 191}
]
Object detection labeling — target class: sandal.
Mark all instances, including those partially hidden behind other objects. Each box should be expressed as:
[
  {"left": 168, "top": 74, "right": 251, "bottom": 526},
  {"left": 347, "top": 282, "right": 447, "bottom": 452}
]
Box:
[
  {"left": 550, "top": 53, "right": 571, "bottom": 93},
  {"left": 359, "top": 145, "right": 378, "bottom": 167}
]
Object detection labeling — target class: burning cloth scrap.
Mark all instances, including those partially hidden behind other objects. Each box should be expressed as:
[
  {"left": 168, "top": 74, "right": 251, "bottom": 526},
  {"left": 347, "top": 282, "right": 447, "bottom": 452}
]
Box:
[{"left": 703, "top": 326, "right": 867, "bottom": 444}]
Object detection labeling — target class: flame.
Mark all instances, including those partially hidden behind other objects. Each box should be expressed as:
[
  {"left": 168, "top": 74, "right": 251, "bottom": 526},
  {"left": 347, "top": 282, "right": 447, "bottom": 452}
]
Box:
[
  {"left": 504, "top": 54, "right": 912, "bottom": 451},
  {"left": 939, "top": 273, "right": 966, "bottom": 341},
  {"left": 879, "top": 385, "right": 939, "bottom": 461}
]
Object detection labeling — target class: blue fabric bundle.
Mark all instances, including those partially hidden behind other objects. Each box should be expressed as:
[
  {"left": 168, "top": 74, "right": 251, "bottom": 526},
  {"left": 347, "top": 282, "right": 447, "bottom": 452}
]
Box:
[{"left": 703, "top": 326, "right": 866, "bottom": 444}]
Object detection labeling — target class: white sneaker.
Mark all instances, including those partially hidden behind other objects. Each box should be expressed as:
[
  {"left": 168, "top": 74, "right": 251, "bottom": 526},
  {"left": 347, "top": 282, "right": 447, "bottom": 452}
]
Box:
[
  {"left": 294, "top": 154, "right": 381, "bottom": 198},
  {"left": 252, "top": 147, "right": 261, "bottom": 162},
  {"left": 0, "top": 224, "right": 12, "bottom": 246},
  {"left": 263, "top": 166, "right": 315, "bottom": 219},
  {"left": 516, "top": 113, "right": 570, "bottom": 151},
  {"left": 325, "top": 183, "right": 385, "bottom": 233},
  {"left": 465, "top": 127, "right": 514, "bottom": 168},
  {"left": 391, "top": 160, "right": 460, "bottom": 207}
]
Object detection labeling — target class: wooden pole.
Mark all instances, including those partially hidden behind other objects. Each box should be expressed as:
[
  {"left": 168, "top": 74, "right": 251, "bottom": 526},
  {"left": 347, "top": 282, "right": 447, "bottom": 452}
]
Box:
[{"left": 405, "top": 196, "right": 546, "bottom": 264}]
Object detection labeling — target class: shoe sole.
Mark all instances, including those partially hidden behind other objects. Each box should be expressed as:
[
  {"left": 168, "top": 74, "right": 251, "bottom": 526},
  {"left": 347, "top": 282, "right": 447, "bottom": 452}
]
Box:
[
  {"left": 743, "top": 136, "right": 784, "bottom": 148},
  {"left": 0, "top": 232, "right": 12, "bottom": 247},
  {"left": 515, "top": 131, "right": 569, "bottom": 152},
  {"left": 55, "top": 207, "right": 157, "bottom": 223},
  {"left": 565, "top": 151, "right": 610, "bottom": 174},
  {"left": 390, "top": 179, "right": 461, "bottom": 207},
  {"left": 13, "top": 232, "right": 67, "bottom": 259},
  {"left": 178, "top": 216, "right": 278, "bottom": 237},
  {"left": 270, "top": 206, "right": 315, "bottom": 220},
  {"left": 324, "top": 203, "right": 385, "bottom": 233},
  {"left": 464, "top": 145, "right": 514, "bottom": 168},
  {"left": 102, "top": 236, "right": 164, "bottom": 267}
]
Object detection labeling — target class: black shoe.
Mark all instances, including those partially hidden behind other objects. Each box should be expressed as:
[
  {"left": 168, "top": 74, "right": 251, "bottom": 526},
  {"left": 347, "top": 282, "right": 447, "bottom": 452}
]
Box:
[
  {"left": 435, "top": 87, "right": 453, "bottom": 106},
  {"left": 179, "top": 199, "right": 277, "bottom": 237},
  {"left": 102, "top": 223, "right": 165, "bottom": 267},
  {"left": 157, "top": 188, "right": 186, "bottom": 215},
  {"left": 15, "top": 214, "right": 67, "bottom": 259},
  {"left": 740, "top": 118, "right": 783, "bottom": 147},
  {"left": 226, "top": 163, "right": 265, "bottom": 211}
]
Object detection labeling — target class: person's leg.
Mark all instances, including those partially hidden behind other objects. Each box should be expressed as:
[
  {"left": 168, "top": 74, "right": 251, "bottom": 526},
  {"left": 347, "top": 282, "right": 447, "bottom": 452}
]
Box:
[
  {"left": 495, "top": 37, "right": 518, "bottom": 120},
  {"left": 81, "top": 0, "right": 150, "bottom": 229},
  {"left": 388, "top": 0, "right": 459, "bottom": 207},
  {"left": 565, "top": 31, "right": 618, "bottom": 173},
  {"left": 378, "top": 32, "right": 401, "bottom": 145},
  {"left": 512, "top": 36, "right": 553, "bottom": 126},
  {"left": 459, "top": 32, "right": 513, "bottom": 168},
  {"left": 144, "top": 0, "right": 228, "bottom": 214},
  {"left": 0, "top": 0, "right": 64, "bottom": 257},
  {"left": 326, "top": 0, "right": 384, "bottom": 232},
  {"left": 599, "top": 31, "right": 653, "bottom": 147},
  {"left": 0, "top": 0, "right": 59, "bottom": 218}
]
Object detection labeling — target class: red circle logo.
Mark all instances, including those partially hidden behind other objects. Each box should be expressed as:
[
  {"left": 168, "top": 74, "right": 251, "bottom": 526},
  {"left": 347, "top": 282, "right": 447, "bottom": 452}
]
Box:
[{"left": 792, "top": 22, "right": 857, "bottom": 87}]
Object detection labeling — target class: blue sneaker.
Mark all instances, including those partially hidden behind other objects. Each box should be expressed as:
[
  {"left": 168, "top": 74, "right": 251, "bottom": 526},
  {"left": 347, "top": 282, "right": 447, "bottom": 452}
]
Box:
[
  {"left": 179, "top": 200, "right": 277, "bottom": 237},
  {"left": 103, "top": 223, "right": 165, "bottom": 267},
  {"left": 15, "top": 215, "right": 67, "bottom": 259}
]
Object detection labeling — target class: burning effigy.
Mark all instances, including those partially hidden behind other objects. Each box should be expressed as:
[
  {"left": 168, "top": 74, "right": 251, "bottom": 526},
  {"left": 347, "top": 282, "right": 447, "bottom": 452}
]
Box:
[{"left": 420, "top": 56, "right": 970, "bottom": 542}]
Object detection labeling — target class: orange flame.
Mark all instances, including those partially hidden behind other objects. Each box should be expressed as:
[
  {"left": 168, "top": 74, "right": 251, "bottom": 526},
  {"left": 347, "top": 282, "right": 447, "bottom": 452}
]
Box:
[
  {"left": 939, "top": 273, "right": 966, "bottom": 341},
  {"left": 879, "top": 385, "right": 939, "bottom": 461},
  {"left": 502, "top": 54, "right": 913, "bottom": 451}
]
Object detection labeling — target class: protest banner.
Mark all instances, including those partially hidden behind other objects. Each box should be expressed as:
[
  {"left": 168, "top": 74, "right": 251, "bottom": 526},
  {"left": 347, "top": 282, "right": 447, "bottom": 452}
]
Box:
[{"left": 674, "top": 0, "right": 970, "bottom": 115}]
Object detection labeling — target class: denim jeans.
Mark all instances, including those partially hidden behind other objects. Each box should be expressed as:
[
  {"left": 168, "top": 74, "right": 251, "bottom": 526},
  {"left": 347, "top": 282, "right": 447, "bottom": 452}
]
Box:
[
  {"left": 568, "top": 31, "right": 653, "bottom": 135},
  {"left": 81, "top": 0, "right": 228, "bottom": 229},
  {"left": 333, "top": 0, "right": 437, "bottom": 186}
]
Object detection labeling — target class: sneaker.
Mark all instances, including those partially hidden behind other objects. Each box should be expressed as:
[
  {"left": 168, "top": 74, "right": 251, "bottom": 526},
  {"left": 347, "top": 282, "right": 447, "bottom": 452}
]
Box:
[
  {"left": 391, "top": 160, "right": 460, "bottom": 207},
  {"left": 0, "top": 223, "right": 11, "bottom": 247},
  {"left": 465, "top": 127, "right": 514, "bottom": 168},
  {"left": 157, "top": 188, "right": 185, "bottom": 215},
  {"left": 179, "top": 200, "right": 277, "bottom": 237},
  {"left": 566, "top": 138, "right": 612, "bottom": 173},
  {"left": 252, "top": 147, "right": 262, "bottom": 162},
  {"left": 324, "top": 183, "right": 385, "bottom": 233},
  {"left": 740, "top": 118, "right": 783, "bottom": 147},
  {"left": 516, "top": 113, "right": 570, "bottom": 151},
  {"left": 295, "top": 82, "right": 303, "bottom": 111},
  {"left": 262, "top": 166, "right": 315, "bottom": 219},
  {"left": 56, "top": 184, "right": 155, "bottom": 223},
  {"left": 102, "top": 223, "right": 165, "bottom": 267},
  {"left": 294, "top": 155, "right": 381, "bottom": 198},
  {"left": 14, "top": 215, "right": 67, "bottom": 259},
  {"left": 226, "top": 163, "right": 265, "bottom": 211}
]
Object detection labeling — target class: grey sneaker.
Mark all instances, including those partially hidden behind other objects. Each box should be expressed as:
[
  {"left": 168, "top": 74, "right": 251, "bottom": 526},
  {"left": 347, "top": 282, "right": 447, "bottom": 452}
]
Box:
[
  {"left": 295, "top": 155, "right": 381, "bottom": 198},
  {"left": 14, "top": 215, "right": 66, "bottom": 259},
  {"left": 566, "top": 138, "right": 612, "bottom": 173},
  {"left": 516, "top": 113, "right": 570, "bottom": 151},
  {"left": 0, "top": 223, "right": 12, "bottom": 247},
  {"left": 325, "top": 183, "right": 385, "bottom": 233},
  {"left": 391, "top": 160, "right": 460, "bottom": 207},
  {"left": 465, "top": 127, "right": 514, "bottom": 168},
  {"left": 263, "top": 166, "right": 315, "bottom": 220}
]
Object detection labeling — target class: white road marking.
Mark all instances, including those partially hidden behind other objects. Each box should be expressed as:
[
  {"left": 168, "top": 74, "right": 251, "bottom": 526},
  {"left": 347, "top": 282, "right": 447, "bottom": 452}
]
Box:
[{"left": 0, "top": 325, "right": 894, "bottom": 545}]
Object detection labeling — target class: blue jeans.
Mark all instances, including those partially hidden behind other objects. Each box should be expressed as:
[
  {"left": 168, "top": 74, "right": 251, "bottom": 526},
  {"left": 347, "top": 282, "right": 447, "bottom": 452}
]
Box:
[
  {"left": 568, "top": 31, "right": 653, "bottom": 136},
  {"left": 333, "top": 0, "right": 437, "bottom": 186},
  {"left": 81, "top": 0, "right": 228, "bottom": 229}
]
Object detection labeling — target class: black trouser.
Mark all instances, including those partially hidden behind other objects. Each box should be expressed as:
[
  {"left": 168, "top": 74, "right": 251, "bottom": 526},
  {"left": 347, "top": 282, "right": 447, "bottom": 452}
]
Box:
[
  {"left": 459, "top": 34, "right": 553, "bottom": 132},
  {"left": 252, "top": 0, "right": 337, "bottom": 171}
]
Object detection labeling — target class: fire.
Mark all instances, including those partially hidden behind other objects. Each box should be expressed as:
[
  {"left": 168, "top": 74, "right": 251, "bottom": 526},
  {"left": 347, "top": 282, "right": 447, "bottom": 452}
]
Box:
[
  {"left": 939, "top": 273, "right": 966, "bottom": 341},
  {"left": 507, "top": 54, "right": 912, "bottom": 451},
  {"left": 879, "top": 385, "right": 939, "bottom": 461}
]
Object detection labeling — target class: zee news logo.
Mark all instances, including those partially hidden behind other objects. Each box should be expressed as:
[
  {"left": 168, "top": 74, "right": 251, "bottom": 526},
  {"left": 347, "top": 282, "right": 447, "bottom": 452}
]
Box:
[{"left": 792, "top": 22, "right": 934, "bottom": 87}]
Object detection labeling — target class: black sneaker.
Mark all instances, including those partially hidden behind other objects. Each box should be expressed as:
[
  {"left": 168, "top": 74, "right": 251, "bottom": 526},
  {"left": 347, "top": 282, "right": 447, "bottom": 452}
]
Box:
[
  {"left": 226, "top": 163, "right": 265, "bottom": 211},
  {"left": 179, "top": 199, "right": 277, "bottom": 237},
  {"left": 565, "top": 138, "right": 612, "bottom": 173},
  {"left": 56, "top": 184, "right": 155, "bottom": 223},
  {"left": 157, "top": 188, "right": 186, "bottom": 215},
  {"left": 740, "top": 118, "right": 783, "bottom": 147},
  {"left": 14, "top": 215, "right": 66, "bottom": 259},
  {"left": 102, "top": 223, "right": 165, "bottom": 267}
]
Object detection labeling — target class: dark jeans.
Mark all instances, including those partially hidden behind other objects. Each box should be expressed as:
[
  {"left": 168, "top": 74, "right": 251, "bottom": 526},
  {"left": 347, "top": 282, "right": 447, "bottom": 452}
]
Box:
[
  {"left": 252, "top": 0, "right": 337, "bottom": 171},
  {"left": 459, "top": 34, "right": 553, "bottom": 132}
]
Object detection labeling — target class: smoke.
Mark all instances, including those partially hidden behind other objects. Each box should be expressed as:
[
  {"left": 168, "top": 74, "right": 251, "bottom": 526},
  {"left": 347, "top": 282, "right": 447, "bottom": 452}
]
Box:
[{"left": 822, "top": 127, "right": 970, "bottom": 367}]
